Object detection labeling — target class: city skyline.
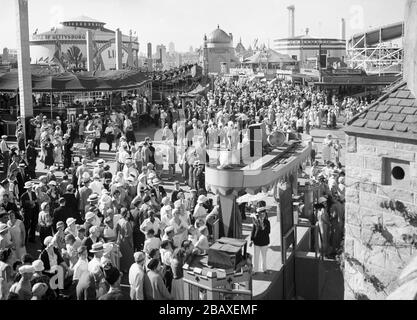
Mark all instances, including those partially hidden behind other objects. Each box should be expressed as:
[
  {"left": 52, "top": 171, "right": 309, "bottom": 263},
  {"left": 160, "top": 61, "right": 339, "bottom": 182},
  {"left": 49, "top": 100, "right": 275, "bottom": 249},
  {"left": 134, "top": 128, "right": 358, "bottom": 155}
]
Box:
[{"left": 0, "top": 0, "right": 406, "bottom": 53}]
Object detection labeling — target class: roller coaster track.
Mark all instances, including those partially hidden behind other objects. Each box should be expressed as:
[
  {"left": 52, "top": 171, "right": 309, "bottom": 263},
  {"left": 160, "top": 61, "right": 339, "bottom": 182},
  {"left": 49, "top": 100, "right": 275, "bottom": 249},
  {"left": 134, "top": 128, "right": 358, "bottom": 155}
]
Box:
[{"left": 347, "top": 22, "right": 404, "bottom": 75}]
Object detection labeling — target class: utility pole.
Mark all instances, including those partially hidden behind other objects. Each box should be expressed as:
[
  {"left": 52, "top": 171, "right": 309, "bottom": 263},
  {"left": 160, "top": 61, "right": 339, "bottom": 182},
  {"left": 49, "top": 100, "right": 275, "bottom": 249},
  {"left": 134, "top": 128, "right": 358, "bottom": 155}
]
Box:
[{"left": 15, "top": 0, "right": 33, "bottom": 140}]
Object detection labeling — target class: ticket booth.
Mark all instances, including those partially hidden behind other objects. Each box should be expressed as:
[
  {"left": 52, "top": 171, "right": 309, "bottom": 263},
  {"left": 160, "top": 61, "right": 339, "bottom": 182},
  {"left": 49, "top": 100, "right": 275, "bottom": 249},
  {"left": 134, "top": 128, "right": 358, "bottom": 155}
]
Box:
[{"left": 183, "top": 238, "right": 252, "bottom": 300}]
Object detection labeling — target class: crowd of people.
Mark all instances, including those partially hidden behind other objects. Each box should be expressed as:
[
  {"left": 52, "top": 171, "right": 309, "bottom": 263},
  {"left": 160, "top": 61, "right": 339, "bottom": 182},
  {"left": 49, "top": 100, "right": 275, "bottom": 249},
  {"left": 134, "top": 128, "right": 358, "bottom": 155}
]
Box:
[
  {"left": 0, "top": 76, "right": 364, "bottom": 300},
  {"left": 0, "top": 115, "right": 221, "bottom": 300}
]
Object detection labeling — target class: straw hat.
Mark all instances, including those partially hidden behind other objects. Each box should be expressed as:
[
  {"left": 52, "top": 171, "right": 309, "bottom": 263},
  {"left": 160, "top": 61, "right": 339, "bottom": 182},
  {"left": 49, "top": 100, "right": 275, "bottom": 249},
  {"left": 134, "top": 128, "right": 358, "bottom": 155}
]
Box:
[{"left": 90, "top": 242, "right": 104, "bottom": 253}]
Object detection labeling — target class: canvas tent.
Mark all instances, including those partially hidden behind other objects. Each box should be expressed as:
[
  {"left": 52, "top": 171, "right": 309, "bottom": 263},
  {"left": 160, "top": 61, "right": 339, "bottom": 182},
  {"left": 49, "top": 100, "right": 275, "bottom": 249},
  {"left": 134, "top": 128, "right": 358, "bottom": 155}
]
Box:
[
  {"left": 180, "top": 83, "right": 209, "bottom": 98},
  {"left": 243, "top": 49, "right": 295, "bottom": 65},
  {"left": 0, "top": 69, "right": 151, "bottom": 93}
]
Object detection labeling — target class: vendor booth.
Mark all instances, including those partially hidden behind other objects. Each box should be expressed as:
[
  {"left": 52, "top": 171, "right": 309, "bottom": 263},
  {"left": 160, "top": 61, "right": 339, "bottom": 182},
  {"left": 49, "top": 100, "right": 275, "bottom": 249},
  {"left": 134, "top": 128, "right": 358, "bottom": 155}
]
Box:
[{"left": 0, "top": 69, "right": 152, "bottom": 121}]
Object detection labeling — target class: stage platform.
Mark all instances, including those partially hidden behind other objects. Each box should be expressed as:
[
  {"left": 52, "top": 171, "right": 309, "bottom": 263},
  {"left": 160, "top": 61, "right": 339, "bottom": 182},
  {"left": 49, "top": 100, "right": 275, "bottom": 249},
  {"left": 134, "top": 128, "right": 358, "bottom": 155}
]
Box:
[{"left": 242, "top": 210, "right": 311, "bottom": 300}]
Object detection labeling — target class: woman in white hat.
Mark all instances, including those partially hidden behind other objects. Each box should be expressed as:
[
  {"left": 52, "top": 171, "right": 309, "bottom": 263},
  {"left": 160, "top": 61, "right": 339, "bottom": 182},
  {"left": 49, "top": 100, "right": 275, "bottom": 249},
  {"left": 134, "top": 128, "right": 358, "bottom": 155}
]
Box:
[
  {"left": 38, "top": 202, "right": 53, "bottom": 247},
  {"left": 65, "top": 217, "right": 78, "bottom": 238},
  {"left": 31, "top": 260, "right": 50, "bottom": 287}
]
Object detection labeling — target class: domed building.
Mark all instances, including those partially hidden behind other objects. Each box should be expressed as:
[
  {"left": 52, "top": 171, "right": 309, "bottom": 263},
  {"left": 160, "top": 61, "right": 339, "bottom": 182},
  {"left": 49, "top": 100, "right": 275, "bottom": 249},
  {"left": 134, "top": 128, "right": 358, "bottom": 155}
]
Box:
[
  {"left": 30, "top": 15, "right": 139, "bottom": 70},
  {"left": 201, "top": 25, "right": 238, "bottom": 75}
]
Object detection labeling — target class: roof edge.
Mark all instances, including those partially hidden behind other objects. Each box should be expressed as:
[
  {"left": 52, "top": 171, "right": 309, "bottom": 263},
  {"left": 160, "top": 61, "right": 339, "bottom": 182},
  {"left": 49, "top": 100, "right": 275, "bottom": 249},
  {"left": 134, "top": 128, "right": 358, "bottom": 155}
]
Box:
[
  {"left": 346, "top": 80, "right": 407, "bottom": 127},
  {"left": 345, "top": 125, "right": 417, "bottom": 144}
]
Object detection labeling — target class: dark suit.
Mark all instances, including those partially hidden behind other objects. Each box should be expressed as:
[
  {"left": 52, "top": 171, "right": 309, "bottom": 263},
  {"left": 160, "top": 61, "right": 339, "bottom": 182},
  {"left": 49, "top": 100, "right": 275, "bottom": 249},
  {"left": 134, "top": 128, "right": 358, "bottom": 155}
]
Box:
[
  {"left": 26, "top": 145, "right": 38, "bottom": 179},
  {"left": 170, "top": 188, "right": 184, "bottom": 204},
  {"left": 63, "top": 141, "right": 72, "bottom": 170},
  {"left": 52, "top": 205, "right": 74, "bottom": 232},
  {"left": 16, "top": 169, "right": 28, "bottom": 198},
  {"left": 63, "top": 192, "right": 79, "bottom": 221},
  {"left": 20, "top": 190, "right": 38, "bottom": 243},
  {"left": 150, "top": 186, "right": 167, "bottom": 203}
]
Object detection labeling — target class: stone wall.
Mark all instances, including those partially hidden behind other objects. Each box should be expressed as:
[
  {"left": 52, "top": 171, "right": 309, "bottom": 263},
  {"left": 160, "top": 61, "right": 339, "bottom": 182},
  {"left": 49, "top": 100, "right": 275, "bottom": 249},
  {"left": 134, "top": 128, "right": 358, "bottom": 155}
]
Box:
[{"left": 344, "top": 134, "right": 417, "bottom": 300}]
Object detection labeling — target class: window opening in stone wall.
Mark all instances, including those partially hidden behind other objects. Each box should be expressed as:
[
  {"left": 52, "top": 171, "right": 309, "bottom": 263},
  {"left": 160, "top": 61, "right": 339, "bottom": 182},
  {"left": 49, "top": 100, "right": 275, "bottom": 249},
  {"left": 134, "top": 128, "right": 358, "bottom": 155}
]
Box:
[
  {"left": 382, "top": 158, "right": 409, "bottom": 186},
  {"left": 392, "top": 166, "right": 405, "bottom": 180}
]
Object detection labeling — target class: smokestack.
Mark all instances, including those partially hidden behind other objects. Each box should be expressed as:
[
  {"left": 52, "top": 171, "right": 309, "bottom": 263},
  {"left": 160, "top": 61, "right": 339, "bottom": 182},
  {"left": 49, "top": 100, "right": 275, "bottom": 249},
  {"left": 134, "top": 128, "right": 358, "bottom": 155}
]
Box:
[
  {"left": 340, "top": 18, "right": 346, "bottom": 40},
  {"left": 287, "top": 5, "right": 295, "bottom": 38}
]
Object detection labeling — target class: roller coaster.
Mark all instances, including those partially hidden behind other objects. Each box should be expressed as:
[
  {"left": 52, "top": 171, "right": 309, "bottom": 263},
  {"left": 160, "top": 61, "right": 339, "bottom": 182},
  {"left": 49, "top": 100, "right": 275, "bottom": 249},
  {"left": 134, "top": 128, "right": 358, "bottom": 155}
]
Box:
[{"left": 347, "top": 21, "right": 404, "bottom": 75}]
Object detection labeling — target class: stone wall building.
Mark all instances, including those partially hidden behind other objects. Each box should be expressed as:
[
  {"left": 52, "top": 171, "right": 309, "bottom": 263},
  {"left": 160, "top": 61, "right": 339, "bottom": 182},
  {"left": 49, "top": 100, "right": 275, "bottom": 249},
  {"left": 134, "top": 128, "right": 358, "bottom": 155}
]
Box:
[
  {"left": 343, "top": 0, "right": 417, "bottom": 300},
  {"left": 344, "top": 84, "right": 417, "bottom": 299}
]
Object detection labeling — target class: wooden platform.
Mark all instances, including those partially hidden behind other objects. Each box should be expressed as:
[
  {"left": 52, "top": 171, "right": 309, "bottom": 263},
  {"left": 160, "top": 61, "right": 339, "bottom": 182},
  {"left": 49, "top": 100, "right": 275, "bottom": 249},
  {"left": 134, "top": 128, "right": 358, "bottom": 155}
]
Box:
[{"left": 242, "top": 213, "right": 310, "bottom": 299}]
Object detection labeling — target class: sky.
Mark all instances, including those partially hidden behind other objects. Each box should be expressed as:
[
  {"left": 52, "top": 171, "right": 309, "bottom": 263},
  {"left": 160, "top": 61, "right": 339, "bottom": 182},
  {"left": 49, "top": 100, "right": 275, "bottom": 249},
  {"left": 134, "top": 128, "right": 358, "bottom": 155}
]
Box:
[{"left": 0, "top": 0, "right": 406, "bottom": 54}]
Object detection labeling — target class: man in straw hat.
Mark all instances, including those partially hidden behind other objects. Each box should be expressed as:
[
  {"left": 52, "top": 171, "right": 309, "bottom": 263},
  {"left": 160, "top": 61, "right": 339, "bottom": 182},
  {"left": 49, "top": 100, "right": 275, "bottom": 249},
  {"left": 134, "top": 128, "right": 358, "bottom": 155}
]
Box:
[{"left": 88, "top": 242, "right": 105, "bottom": 273}]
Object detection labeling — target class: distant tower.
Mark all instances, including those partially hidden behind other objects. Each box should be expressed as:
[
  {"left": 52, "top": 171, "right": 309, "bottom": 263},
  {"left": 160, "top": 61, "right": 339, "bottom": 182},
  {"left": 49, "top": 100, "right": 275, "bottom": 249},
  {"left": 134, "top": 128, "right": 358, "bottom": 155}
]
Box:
[
  {"left": 340, "top": 18, "right": 346, "bottom": 40},
  {"left": 147, "top": 42, "right": 152, "bottom": 59},
  {"left": 169, "top": 42, "right": 175, "bottom": 55},
  {"left": 287, "top": 5, "right": 295, "bottom": 38},
  {"left": 203, "top": 34, "right": 208, "bottom": 76},
  {"left": 2, "top": 48, "right": 9, "bottom": 63}
]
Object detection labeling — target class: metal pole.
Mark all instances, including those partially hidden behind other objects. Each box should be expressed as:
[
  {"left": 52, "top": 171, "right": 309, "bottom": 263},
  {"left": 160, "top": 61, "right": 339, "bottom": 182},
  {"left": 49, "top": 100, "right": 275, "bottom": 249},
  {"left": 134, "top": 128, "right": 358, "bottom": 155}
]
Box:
[{"left": 50, "top": 92, "right": 53, "bottom": 120}]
